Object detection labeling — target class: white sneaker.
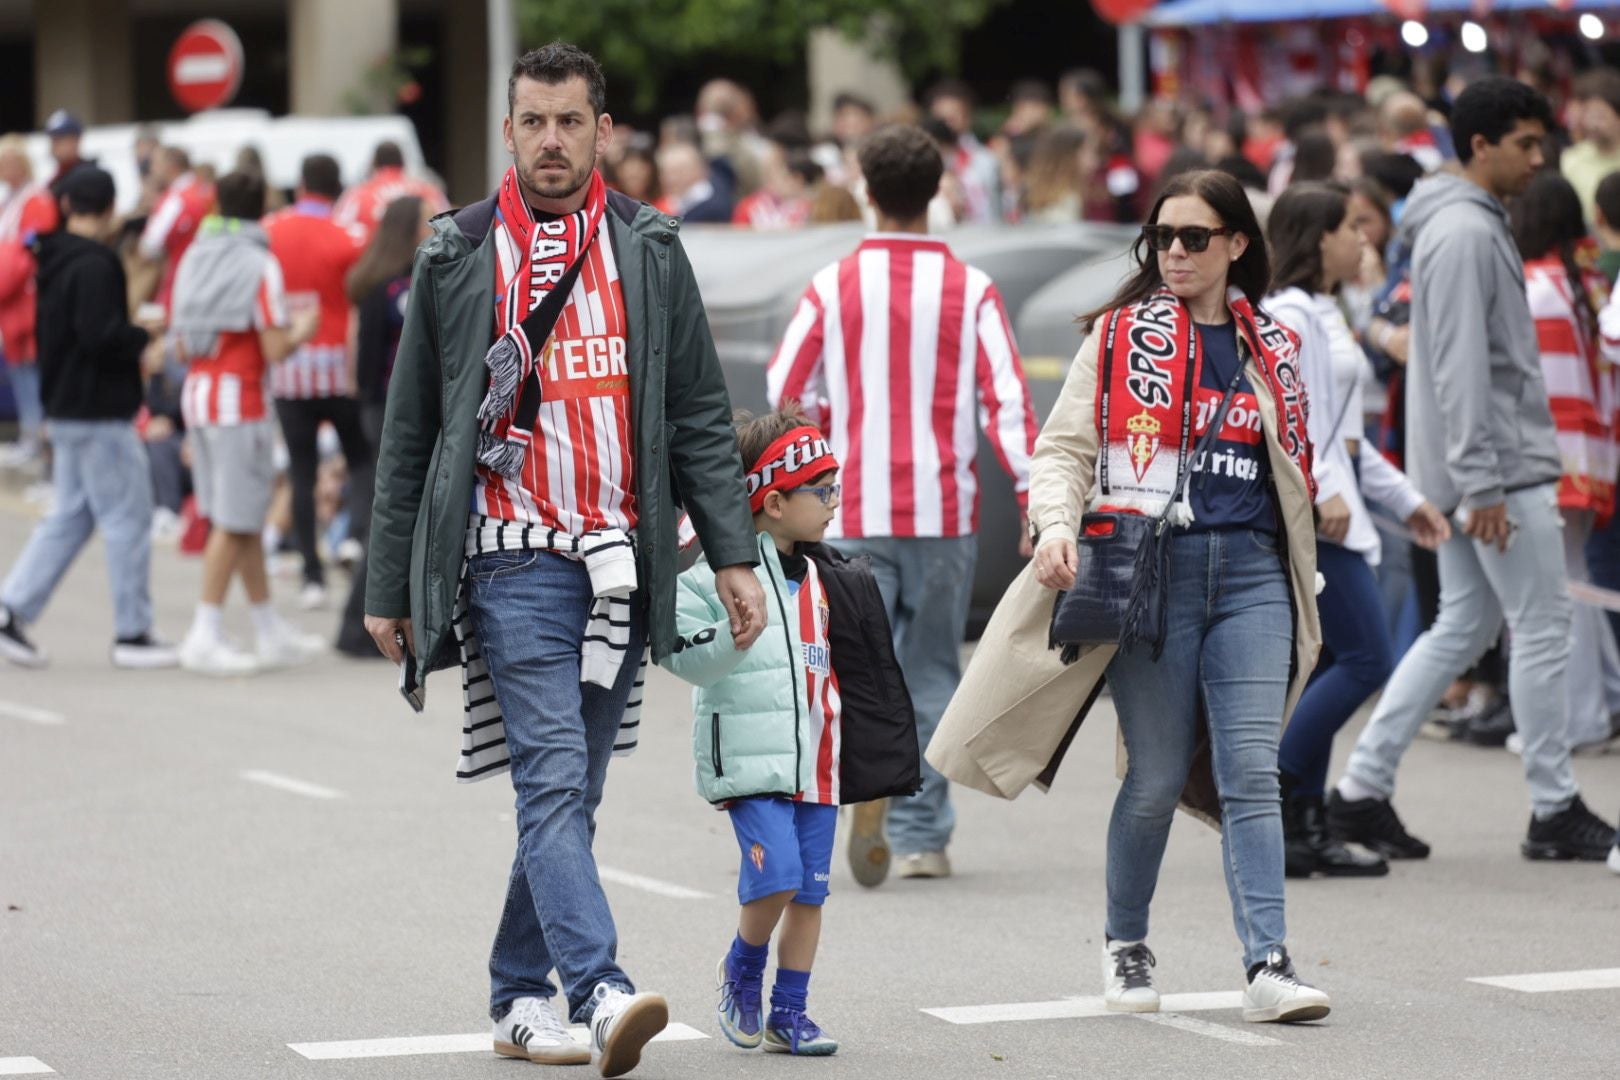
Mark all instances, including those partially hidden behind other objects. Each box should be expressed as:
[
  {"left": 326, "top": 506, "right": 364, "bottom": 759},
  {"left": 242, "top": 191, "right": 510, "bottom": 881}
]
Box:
[
  {"left": 256, "top": 620, "right": 325, "bottom": 669},
  {"left": 298, "top": 582, "right": 328, "bottom": 610},
  {"left": 1242, "top": 947, "right": 1331, "bottom": 1023},
  {"left": 111, "top": 632, "right": 180, "bottom": 670},
  {"left": 588, "top": 985, "right": 668, "bottom": 1078},
  {"left": 336, "top": 538, "right": 364, "bottom": 569},
  {"left": 179, "top": 634, "right": 259, "bottom": 677},
  {"left": 897, "top": 850, "right": 951, "bottom": 879},
  {"left": 494, "top": 995, "right": 590, "bottom": 1065},
  {"left": 1608, "top": 844, "right": 1620, "bottom": 875},
  {"left": 1102, "top": 940, "right": 1159, "bottom": 1013},
  {"left": 150, "top": 507, "right": 183, "bottom": 544}
]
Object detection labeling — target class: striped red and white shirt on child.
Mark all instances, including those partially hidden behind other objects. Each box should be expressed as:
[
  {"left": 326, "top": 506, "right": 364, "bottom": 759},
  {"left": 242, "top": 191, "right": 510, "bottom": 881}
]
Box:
[
  {"left": 471, "top": 213, "right": 636, "bottom": 535},
  {"left": 766, "top": 233, "right": 1037, "bottom": 540},
  {"left": 791, "top": 556, "right": 841, "bottom": 806},
  {"left": 180, "top": 257, "right": 288, "bottom": 428}
]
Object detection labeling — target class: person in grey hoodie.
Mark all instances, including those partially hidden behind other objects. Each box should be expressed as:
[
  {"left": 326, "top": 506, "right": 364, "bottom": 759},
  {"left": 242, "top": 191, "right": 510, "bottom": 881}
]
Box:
[{"left": 1327, "top": 77, "right": 1618, "bottom": 864}]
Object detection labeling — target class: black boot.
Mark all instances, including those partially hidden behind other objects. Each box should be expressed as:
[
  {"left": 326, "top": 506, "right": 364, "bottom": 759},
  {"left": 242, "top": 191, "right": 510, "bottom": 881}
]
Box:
[
  {"left": 1280, "top": 775, "right": 1317, "bottom": 879},
  {"left": 1302, "top": 795, "right": 1388, "bottom": 877}
]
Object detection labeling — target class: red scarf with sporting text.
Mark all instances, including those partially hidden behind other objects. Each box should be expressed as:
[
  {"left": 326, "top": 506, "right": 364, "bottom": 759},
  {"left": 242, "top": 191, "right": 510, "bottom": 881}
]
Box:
[
  {"left": 476, "top": 167, "right": 608, "bottom": 479},
  {"left": 1094, "top": 287, "right": 1315, "bottom": 524}
]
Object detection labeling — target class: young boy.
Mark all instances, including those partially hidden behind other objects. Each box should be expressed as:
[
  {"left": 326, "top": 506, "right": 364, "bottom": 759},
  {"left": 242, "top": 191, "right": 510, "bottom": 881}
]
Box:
[{"left": 661, "top": 407, "right": 919, "bottom": 1057}]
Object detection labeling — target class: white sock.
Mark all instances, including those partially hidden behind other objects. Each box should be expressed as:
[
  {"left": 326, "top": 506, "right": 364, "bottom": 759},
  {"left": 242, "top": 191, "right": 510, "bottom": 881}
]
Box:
[
  {"left": 190, "top": 603, "right": 224, "bottom": 642},
  {"left": 250, "top": 602, "right": 280, "bottom": 639},
  {"left": 1336, "top": 776, "right": 1381, "bottom": 803}
]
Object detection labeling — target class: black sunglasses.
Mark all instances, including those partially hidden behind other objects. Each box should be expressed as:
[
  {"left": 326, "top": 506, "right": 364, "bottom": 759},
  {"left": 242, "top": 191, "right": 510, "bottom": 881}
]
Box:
[{"left": 1141, "top": 224, "right": 1236, "bottom": 253}]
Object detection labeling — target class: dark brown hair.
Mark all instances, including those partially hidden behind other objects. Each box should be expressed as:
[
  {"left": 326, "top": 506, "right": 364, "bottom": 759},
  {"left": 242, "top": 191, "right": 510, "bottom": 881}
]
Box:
[
  {"left": 215, "top": 170, "right": 266, "bottom": 221},
  {"left": 1079, "top": 169, "right": 1270, "bottom": 333},
  {"left": 734, "top": 402, "right": 813, "bottom": 472},
  {"left": 509, "top": 42, "right": 607, "bottom": 118},
  {"left": 1267, "top": 182, "right": 1349, "bottom": 295},
  {"left": 346, "top": 195, "right": 424, "bottom": 304},
  {"left": 857, "top": 125, "right": 943, "bottom": 221},
  {"left": 1511, "top": 170, "right": 1598, "bottom": 344}
]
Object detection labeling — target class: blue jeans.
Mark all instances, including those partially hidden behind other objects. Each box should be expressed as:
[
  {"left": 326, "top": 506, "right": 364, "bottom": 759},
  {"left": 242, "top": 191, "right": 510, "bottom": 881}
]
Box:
[
  {"left": 1279, "top": 541, "right": 1394, "bottom": 796},
  {"left": 468, "top": 550, "right": 646, "bottom": 1024},
  {"left": 1585, "top": 508, "right": 1620, "bottom": 672},
  {"left": 1, "top": 419, "right": 154, "bottom": 638},
  {"left": 5, "top": 361, "right": 44, "bottom": 446},
  {"left": 1104, "top": 528, "right": 1293, "bottom": 971},
  {"left": 833, "top": 535, "right": 977, "bottom": 855}
]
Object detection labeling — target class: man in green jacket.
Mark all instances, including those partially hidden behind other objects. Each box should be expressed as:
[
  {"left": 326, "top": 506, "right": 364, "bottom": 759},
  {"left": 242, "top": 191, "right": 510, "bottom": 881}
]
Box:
[{"left": 363, "top": 43, "right": 764, "bottom": 1080}]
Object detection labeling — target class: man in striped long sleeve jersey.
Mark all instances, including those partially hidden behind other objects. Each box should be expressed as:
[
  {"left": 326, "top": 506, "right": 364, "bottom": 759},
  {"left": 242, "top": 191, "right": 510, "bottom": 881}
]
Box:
[{"left": 767, "top": 124, "right": 1038, "bottom": 885}]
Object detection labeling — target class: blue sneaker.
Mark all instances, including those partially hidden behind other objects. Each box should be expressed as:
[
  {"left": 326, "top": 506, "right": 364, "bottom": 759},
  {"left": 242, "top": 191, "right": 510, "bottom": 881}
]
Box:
[
  {"left": 716, "top": 955, "right": 764, "bottom": 1048},
  {"left": 763, "top": 1010, "right": 839, "bottom": 1056}
]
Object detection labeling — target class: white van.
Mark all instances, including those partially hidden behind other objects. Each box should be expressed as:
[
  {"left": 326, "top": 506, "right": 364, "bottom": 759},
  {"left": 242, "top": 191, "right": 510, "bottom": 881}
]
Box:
[{"left": 20, "top": 109, "right": 437, "bottom": 213}]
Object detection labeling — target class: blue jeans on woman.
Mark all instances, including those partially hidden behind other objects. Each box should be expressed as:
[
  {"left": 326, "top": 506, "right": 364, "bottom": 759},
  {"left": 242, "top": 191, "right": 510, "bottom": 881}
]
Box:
[
  {"left": 1279, "top": 541, "right": 1394, "bottom": 796},
  {"left": 468, "top": 549, "right": 646, "bottom": 1023},
  {"left": 1104, "top": 528, "right": 1294, "bottom": 971}
]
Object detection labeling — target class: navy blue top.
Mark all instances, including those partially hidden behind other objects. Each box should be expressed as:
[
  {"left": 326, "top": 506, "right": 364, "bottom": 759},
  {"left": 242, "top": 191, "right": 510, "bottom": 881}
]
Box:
[{"left": 1180, "top": 321, "right": 1277, "bottom": 536}]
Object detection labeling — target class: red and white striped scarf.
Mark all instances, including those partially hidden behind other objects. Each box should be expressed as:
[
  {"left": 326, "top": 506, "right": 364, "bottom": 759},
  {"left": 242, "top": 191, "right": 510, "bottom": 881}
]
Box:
[
  {"left": 1095, "top": 286, "right": 1315, "bottom": 523},
  {"left": 475, "top": 167, "right": 607, "bottom": 478}
]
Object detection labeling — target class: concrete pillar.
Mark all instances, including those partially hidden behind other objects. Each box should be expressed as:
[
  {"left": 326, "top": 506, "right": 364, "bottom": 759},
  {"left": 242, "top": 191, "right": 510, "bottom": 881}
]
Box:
[
  {"left": 289, "top": 0, "right": 398, "bottom": 115},
  {"left": 33, "top": 0, "right": 134, "bottom": 126},
  {"left": 807, "top": 26, "right": 910, "bottom": 134},
  {"left": 443, "top": 0, "right": 491, "bottom": 205}
]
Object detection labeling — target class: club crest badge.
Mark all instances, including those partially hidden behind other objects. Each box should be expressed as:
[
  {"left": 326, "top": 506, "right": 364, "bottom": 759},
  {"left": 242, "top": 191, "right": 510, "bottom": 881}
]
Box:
[
  {"left": 749, "top": 843, "right": 766, "bottom": 872},
  {"left": 1126, "top": 410, "right": 1162, "bottom": 482}
]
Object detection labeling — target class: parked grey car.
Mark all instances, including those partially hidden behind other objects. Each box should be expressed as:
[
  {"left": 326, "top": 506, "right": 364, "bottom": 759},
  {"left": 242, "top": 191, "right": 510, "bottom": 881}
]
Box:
[{"left": 680, "top": 222, "right": 1138, "bottom": 631}]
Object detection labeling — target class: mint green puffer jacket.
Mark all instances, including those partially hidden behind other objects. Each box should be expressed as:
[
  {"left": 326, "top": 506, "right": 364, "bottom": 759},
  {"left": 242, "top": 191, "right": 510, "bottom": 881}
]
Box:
[{"left": 661, "top": 530, "right": 811, "bottom": 805}]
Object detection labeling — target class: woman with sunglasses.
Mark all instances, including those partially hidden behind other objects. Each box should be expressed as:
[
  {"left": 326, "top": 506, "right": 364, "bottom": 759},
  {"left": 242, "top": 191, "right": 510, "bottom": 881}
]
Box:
[
  {"left": 927, "top": 170, "right": 1329, "bottom": 1022},
  {"left": 1263, "top": 183, "right": 1450, "bottom": 879}
]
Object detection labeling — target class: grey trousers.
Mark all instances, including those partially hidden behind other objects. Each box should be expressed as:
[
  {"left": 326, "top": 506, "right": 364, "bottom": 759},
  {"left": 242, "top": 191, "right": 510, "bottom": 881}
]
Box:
[{"left": 1345, "top": 484, "right": 1580, "bottom": 818}]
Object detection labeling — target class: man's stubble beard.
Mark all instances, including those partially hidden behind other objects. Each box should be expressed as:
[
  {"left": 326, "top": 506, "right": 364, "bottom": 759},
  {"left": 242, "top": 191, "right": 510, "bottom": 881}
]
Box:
[{"left": 515, "top": 151, "right": 596, "bottom": 206}]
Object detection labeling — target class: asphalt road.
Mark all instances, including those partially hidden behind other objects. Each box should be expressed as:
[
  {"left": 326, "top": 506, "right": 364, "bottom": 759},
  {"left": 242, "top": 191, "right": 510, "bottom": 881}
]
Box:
[{"left": 2, "top": 499, "right": 1618, "bottom": 1080}]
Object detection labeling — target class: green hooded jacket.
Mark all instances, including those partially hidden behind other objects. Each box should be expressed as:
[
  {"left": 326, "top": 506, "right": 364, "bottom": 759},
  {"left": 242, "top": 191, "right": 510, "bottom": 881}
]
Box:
[{"left": 365, "top": 188, "right": 759, "bottom": 673}]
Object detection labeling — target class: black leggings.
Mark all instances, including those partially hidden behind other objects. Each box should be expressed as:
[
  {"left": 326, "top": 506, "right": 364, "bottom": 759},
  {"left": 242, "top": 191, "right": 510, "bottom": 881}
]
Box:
[{"left": 274, "top": 397, "right": 374, "bottom": 587}]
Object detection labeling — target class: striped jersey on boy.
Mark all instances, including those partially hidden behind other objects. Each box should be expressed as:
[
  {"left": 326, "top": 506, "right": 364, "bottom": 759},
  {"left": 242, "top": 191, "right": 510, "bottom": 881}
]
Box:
[
  {"left": 471, "top": 213, "right": 636, "bottom": 535},
  {"left": 792, "top": 557, "right": 841, "bottom": 806},
  {"left": 766, "top": 233, "right": 1037, "bottom": 540}
]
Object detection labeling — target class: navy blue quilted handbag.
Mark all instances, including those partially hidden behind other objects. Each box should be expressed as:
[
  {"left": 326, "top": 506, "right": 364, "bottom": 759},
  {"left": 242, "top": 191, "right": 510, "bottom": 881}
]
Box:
[{"left": 1049, "top": 363, "right": 1244, "bottom": 662}]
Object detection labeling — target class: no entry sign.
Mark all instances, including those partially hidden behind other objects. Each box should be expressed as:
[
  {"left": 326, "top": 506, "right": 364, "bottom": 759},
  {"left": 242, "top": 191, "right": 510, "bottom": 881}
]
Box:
[{"left": 168, "top": 19, "right": 244, "bottom": 113}]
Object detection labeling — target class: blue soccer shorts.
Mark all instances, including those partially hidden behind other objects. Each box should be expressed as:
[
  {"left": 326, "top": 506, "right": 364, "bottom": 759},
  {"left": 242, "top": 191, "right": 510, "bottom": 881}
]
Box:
[{"left": 726, "top": 797, "right": 838, "bottom": 906}]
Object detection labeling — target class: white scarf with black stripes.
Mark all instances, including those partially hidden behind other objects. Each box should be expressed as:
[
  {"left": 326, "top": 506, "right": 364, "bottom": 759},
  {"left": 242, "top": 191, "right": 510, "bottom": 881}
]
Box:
[{"left": 453, "top": 515, "right": 647, "bottom": 783}]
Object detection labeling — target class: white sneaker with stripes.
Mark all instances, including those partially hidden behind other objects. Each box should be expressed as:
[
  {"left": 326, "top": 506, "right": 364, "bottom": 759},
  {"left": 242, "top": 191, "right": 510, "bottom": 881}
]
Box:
[{"left": 493, "top": 995, "right": 589, "bottom": 1065}]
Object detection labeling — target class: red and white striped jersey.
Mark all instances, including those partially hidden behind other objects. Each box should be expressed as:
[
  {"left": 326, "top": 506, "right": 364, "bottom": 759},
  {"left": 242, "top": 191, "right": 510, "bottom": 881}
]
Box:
[
  {"left": 180, "top": 258, "right": 287, "bottom": 427},
  {"left": 767, "top": 234, "right": 1037, "bottom": 539},
  {"left": 263, "top": 199, "right": 365, "bottom": 401},
  {"left": 791, "top": 558, "right": 841, "bottom": 807},
  {"left": 472, "top": 215, "right": 637, "bottom": 534}
]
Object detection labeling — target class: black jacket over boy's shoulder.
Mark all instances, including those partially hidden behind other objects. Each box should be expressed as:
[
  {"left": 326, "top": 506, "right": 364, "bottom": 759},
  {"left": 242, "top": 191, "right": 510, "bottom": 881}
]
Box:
[
  {"left": 33, "top": 229, "right": 148, "bottom": 422},
  {"left": 801, "top": 541, "right": 923, "bottom": 804}
]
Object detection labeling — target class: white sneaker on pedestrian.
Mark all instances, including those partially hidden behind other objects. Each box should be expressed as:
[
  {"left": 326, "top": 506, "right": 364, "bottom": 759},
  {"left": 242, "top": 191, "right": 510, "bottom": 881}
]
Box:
[
  {"left": 1102, "top": 940, "right": 1159, "bottom": 1012},
  {"left": 1609, "top": 843, "right": 1620, "bottom": 875},
  {"left": 588, "top": 985, "right": 667, "bottom": 1078},
  {"left": 336, "top": 537, "right": 364, "bottom": 569},
  {"left": 150, "top": 507, "right": 183, "bottom": 544},
  {"left": 298, "top": 582, "right": 328, "bottom": 610},
  {"left": 111, "top": 632, "right": 180, "bottom": 670},
  {"left": 1242, "top": 947, "right": 1331, "bottom": 1023},
  {"left": 493, "top": 995, "right": 590, "bottom": 1065},
  {"left": 179, "top": 634, "right": 259, "bottom": 677},
  {"left": 256, "top": 620, "right": 325, "bottom": 669},
  {"left": 897, "top": 850, "right": 951, "bottom": 879}
]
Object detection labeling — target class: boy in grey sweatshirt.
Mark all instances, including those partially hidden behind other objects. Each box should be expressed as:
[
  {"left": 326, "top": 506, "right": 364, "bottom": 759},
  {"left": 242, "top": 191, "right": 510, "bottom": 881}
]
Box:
[{"left": 1328, "top": 77, "right": 1617, "bottom": 863}]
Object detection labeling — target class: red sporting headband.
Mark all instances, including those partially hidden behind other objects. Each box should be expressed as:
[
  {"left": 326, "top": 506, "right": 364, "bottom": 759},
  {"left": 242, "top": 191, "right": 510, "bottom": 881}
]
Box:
[{"left": 745, "top": 426, "right": 839, "bottom": 513}]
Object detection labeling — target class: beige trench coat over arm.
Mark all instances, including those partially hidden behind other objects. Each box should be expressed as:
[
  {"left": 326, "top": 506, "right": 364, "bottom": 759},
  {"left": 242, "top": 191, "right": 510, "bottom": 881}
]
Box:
[{"left": 925, "top": 324, "right": 1323, "bottom": 830}]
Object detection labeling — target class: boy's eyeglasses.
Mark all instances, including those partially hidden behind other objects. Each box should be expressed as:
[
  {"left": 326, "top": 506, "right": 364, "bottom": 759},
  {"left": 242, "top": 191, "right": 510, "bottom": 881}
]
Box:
[
  {"left": 1141, "top": 224, "right": 1235, "bottom": 253},
  {"left": 791, "top": 484, "right": 842, "bottom": 506}
]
